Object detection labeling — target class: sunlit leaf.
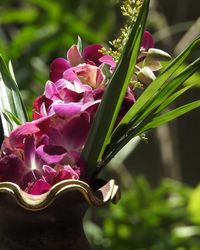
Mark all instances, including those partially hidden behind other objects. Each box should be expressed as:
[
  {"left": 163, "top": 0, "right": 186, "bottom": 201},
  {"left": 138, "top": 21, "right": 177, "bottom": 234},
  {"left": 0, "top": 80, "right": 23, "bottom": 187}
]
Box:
[
  {"left": 82, "top": 0, "right": 150, "bottom": 176},
  {"left": 115, "top": 36, "right": 200, "bottom": 130},
  {"left": 139, "top": 100, "right": 200, "bottom": 133},
  {"left": 0, "top": 56, "right": 28, "bottom": 135},
  {"left": 133, "top": 56, "right": 200, "bottom": 124},
  {"left": 77, "top": 36, "right": 83, "bottom": 53},
  {"left": 103, "top": 37, "right": 200, "bottom": 164}
]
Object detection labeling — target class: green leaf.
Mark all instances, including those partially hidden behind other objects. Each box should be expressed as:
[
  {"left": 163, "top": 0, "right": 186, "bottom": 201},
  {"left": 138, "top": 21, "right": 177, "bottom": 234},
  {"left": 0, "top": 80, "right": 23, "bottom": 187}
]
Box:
[
  {"left": 140, "top": 100, "right": 200, "bottom": 133},
  {"left": 0, "top": 56, "right": 28, "bottom": 136},
  {"left": 104, "top": 99, "right": 200, "bottom": 165},
  {"left": 0, "top": 72, "right": 15, "bottom": 135},
  {"left": 1, "top": 109, "right": 22, "bottom": 126},
  {"left": 133, "top": 56, "right": 200, "bottom": 124},
  {"left": 103, "top": 38, "right": 200, "bottom": 164},
  {"left": 81, "top": 0, "right": 150, "bottom": 176},
  {"left": 156, "top": 85, "right": 192, "bottom": 114},
  {"left": 77, "top": 36, "right": 83, "bottom": 53},
  {"left": 115, "top": 35, "right": 200, "bottom": 130}
]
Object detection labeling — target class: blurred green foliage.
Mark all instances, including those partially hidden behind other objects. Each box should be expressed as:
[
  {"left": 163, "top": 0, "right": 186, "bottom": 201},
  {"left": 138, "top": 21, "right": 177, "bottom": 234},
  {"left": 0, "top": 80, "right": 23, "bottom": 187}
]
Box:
[
  {"left": 85, "top": 176, "right": 200, "bottom": 250},
  {"left": 188, "top": 185, "right": 200, "bottom": 225},
  {"left": 0, "top": 0, "right": 199, "bottom": 118},
  {"left": 0, "top": 0, "right": 119, "bottom": 117}
]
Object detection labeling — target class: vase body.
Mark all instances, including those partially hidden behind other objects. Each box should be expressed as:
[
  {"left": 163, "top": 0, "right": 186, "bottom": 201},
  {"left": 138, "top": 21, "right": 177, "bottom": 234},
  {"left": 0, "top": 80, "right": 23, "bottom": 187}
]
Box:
[{"left": 0, "top": 179, "right": 120, "bottom": 250}]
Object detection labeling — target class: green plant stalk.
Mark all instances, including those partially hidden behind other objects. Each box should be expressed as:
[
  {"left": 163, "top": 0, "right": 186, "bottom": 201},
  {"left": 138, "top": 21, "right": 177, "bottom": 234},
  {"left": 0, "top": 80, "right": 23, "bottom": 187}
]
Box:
[{"left": 82, "top": 0, "right": 150, "bottom": 177}]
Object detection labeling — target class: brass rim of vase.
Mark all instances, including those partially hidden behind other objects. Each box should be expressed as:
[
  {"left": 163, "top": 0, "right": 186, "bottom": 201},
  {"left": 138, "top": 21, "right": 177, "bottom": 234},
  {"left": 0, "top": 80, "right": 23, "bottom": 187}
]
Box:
[{"left": 0, "top": 179, "right": 121, "bottom": 211}]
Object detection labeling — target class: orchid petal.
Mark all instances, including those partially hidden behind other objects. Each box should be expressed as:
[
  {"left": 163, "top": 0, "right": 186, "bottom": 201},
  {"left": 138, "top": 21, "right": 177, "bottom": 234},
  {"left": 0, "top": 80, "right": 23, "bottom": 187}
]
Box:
[
  {"left": 53, "top": 79, "right": 82, "bottom": 102},
  {"left": 73, "top": 80, "right": 92, "bottom": 92},
  {"left": 32, "top": 115, "right": 54, "bottom": 136},
  {"left": 32, "top": 111, "right": 43, "bottom": 120},
  {"left": 63, "top": 68, "right": 81, "bottom": 84},
  {"left": 99, "top": 55, "right": 116, "bottom": 69},
  {"left": 82, "top": 44, "right": 103, "bottom": 66},
  {"left": 56, "top": 79, "right": 90, "bottom": 102},
  {"left": 72, "top": 64, "right": 104, "bottom": 88},
  {"left": 63, "top": 88, "right": 83, "bottom": 103},
  {"left": 27, "top": 179, "right": 51, "bottom": 195},
  {"left": 67, "top": 45, "right": 83, "bottom": 67},
  {"left": 82, "top": 100, "right": 101, "bottom": 115},
  {"left": 0, "top": 154, "right": 25, "bottom": 183},
  {"left": 45, "top": 80, "right": 60, "bottom": 100},
  {"left": 56, "top": 79, "right": 74, "bottom": 91},
  {"left": 96, "top": 67, "right": 105, "bottom": 86},
  {"left": 20, "top": 169, "right": 41, "bottom": 189},
  {"left": 33, "top": 95, "right": 53, "bottom": 114},
  {"left": 56, "top": 165, "right": 79, "bottom": 181},
  {"left": 52, "top": 102, "right": 82, "bottom": 117},
  {"left": 141, "top": 31, "right": 154, "bottom": 50},
  {"left": 63, "top": 113, "right": 90, "bottom": 150},
  {"left": 9, "top": 123, "right": 40, "bottom": 148},
  {"left": 38, "top": 127, "right": 62, "bottom": 147},
  {"left": 24, "top": 136, "right": 37, "bottom": 169},
  {"left": 50, "top": 58, "right": 70, "bottom": 82},
  {"left": 43, "top": 165, "right": 56, "bottom": 184},
  {"left": 36, "top": 145, "right": 67, "bottom": 165},
  {"left": 93, "top": 87, "right": 104, "bottom": 100}
]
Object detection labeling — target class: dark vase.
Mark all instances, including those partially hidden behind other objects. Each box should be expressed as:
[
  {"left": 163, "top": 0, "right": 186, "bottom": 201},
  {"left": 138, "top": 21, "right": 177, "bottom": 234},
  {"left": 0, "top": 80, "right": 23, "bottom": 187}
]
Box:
[{"left": 0, "top": 179, "right": 120, "bottom": 250}]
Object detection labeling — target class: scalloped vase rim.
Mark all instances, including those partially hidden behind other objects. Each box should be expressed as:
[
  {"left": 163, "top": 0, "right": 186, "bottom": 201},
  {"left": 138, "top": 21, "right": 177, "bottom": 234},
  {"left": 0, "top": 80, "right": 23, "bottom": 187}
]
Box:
[{"left": 0, "top": 179, "right": 120, "bottom": 211}]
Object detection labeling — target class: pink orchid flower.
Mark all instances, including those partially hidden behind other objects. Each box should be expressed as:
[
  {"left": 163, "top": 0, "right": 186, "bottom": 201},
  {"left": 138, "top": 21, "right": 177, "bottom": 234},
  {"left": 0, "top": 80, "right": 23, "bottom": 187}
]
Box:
[
  {"left": 50, "top": 44, "right": 115, "bottom": 82},
  {"left": 1, "top": 35, "right": 155, "bottom": 195}
]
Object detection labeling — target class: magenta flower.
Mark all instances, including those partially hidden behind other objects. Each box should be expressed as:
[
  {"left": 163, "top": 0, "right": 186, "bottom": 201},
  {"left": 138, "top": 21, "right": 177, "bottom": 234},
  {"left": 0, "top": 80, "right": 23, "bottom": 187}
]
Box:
[
  {"left": 25, "top": 179, "right": 52, "bottom": 195},
  {"left": 0, "top": 110, "right": 90, "bottom": 194},
  {"left": 0, "top": 39, "right": 142, "bottom": 195},
  {"left": 0, "top": 154, "right": 25, "bottom": 184},
  {"left": 63, "top": 63, "right": 105, "bottom": 89},
  {"left": 141, "top": 31, "right": 154, "bottom": 51},
  {"left": 50, "top": 44, "right": 115, "bottom": 83}
]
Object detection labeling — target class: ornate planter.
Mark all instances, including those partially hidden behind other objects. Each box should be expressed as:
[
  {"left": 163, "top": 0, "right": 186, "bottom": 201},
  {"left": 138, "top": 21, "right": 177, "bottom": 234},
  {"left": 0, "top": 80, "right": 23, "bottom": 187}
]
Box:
[{"left": 0, "top": 179, "right": 120, "bottom": 250}]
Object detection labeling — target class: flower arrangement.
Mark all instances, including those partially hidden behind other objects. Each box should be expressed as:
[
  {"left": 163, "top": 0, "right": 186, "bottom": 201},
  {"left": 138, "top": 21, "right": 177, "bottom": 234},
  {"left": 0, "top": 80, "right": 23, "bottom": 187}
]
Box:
[{"left": 0, "top": 0, "right": 200, "bottom": 195}]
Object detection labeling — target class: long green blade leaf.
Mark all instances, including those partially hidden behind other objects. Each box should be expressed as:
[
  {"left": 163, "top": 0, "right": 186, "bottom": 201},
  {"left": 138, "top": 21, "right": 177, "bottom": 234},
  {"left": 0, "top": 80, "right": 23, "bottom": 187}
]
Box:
[
  {"left": 2, "top": 109, "right": 22, "bottom": 126},
  {"left": 140, "top": 100, "right": 200, "bottom": 133},
  {"left": 82, "top": 0, "right": 150, "bottom": 176},
  {"left": 132, "top": 56, "right": 200, "bottom": 124},
  {"left": 8, "top": 60, "right": 28, "bottom": 122},
  {"left": 0, "top": 74, "right": 13, "bottom": 135},
  {"left": 115, "top": 35, "right": 200, "bottom": 130},
  {"left": 108, "top": 45, "right": 200, "bottom": 158},
  {"left": 104, "top": 85, "right": 193, "bottom": 161},
  {"left": 104, "top": 57, "right": 200, "bottom": 163},
  {"left": 156, "top": 85, "right": 192, "bottom": 114},
  {"left": 104, "top": 100, "right": 200, "bottom": 165}
]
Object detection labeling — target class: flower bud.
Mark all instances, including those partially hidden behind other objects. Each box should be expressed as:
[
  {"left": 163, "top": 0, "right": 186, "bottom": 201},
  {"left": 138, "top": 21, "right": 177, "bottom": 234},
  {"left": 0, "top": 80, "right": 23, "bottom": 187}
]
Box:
[
  {"left": 137, "top": 67, "right": 156, "bottom": 85},
  {"left": 146, "top": 48, "right": 172, "bottom": 61}
]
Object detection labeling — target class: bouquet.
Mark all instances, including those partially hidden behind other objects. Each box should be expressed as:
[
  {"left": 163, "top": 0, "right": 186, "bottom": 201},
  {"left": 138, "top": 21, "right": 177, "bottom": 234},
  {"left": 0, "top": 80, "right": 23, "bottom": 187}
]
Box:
[{"left": 0, "top": 0, "right": 200, "bottom": 195}]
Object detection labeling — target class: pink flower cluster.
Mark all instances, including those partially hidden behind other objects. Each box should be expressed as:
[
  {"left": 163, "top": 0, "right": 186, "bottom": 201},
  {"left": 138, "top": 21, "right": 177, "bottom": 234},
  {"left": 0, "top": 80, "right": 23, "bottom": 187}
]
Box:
[{"left": 0, "top": 32, "right": 153, "bottom": 195}]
